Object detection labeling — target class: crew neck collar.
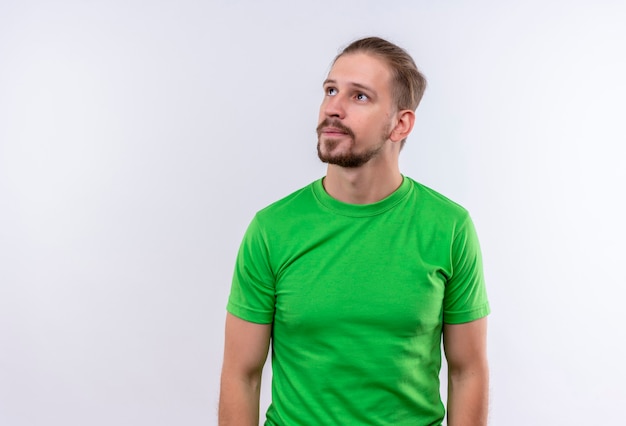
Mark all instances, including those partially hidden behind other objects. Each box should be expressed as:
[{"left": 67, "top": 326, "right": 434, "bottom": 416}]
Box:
[{"left": 311, "top": 176, "right": 412, "bottom": 217}]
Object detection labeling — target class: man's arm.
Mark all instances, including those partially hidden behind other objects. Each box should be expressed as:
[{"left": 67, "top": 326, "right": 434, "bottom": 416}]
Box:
[
  {"left": 219, "top": 313, "right": 272, "bottom": 426},
  {"left": 443, "top": 317, "right": 489, "bottom": 426}
]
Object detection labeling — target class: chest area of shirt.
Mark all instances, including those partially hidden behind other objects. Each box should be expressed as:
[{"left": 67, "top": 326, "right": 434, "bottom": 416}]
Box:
[{"left": 272, "top": 226, "right": 448, "bottom": 336}]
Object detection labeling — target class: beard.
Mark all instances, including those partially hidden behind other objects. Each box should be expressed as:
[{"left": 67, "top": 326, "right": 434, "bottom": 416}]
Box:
[{"left": 316, "top": 119, "right": 391, "bottom": 168}]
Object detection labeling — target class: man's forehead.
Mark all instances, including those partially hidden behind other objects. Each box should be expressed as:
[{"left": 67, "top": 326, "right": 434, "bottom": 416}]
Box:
[{"left": 326, "top": 52, "right": 391, "bottom": 87}]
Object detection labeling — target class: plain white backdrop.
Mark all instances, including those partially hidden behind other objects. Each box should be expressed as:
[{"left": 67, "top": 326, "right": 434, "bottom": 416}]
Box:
[{"left": 1, "top": 1, "right": 625, "bottom": 424}]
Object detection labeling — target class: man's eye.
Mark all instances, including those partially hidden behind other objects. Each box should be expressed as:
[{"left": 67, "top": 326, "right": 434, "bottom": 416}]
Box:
[
  {"left": 356, "top": 93, "right": 369, "bottom": 101},
  {"left": 326, "top": 87, "right": 337, "bottom": 96}
]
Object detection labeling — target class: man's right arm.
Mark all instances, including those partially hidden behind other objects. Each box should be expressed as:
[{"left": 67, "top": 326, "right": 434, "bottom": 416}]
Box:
[{"left": 219, "top": 312, "right": 272, "bottom": 426}]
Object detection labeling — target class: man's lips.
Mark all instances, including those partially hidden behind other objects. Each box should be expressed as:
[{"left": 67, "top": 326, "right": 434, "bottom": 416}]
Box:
[
  {"left": 321, "top": 127, "right": 349, "bottom": 136},
  {"left": 317, "top": 119, "right": 354, "bottom": 138}
]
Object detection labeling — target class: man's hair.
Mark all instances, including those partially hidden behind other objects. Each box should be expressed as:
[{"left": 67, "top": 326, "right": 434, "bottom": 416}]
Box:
[{"left": 335, "top": 37, "right": 427, "bottom": 112}]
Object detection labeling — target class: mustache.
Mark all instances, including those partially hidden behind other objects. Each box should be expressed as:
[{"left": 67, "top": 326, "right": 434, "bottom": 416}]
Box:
[{"left": 316, "top": 119, "right": 355, "bottom": 139}]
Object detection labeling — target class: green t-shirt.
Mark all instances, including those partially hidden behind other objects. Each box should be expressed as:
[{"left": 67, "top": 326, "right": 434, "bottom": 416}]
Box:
[{"left": 227, "top": 176, "right": 490, "bottom": 425}]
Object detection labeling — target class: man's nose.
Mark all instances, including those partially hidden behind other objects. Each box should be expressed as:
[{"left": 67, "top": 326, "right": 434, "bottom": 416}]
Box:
[{"left": 323, "top": 95, "right": 346, "bottom": 119}]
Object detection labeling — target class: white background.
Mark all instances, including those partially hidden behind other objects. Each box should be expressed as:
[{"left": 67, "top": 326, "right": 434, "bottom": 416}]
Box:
[{"left": 1, "top": 1, "right": 625, "bottom": 425}]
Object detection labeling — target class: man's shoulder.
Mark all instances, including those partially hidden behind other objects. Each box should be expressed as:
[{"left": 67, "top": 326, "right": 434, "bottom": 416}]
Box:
[
  {"left": 405, "top": 177, "right": 470, "bottom": 219},
  {"left": 255, "top": 179, "right": 321, "bottom": 220}
]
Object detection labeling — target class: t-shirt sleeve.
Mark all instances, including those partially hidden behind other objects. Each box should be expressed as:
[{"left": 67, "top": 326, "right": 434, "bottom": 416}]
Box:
[
  {"left": 443, "top": 215, "right": 491, "bottom": 324},
  {"left": 226, "top": 215, "right": 276, "bottom": 324}
]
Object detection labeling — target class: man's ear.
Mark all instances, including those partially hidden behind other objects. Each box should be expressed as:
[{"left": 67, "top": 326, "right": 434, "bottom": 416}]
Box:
[{"left": 389, "top": 110, "right": 415, "bottom": 143}]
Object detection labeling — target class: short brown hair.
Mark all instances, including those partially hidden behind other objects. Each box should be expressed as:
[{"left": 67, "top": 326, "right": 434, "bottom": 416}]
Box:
[{"left": 335, "top": 37, "right": 427, "bottom": 112}]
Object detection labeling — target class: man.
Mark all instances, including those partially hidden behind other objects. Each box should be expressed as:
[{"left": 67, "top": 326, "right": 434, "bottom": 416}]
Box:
[{"left": 219, "top": 37, "right": 490, "bottom": 425}]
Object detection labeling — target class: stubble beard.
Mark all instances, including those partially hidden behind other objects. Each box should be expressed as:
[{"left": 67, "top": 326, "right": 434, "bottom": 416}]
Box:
[{"left": 316, "top": 119, "right": 391, "bottom": 168}]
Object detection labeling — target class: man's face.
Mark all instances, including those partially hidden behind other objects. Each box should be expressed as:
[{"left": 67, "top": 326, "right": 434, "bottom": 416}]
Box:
[{"left": 317, "top": 52, "right": 396, "bottom": 168}]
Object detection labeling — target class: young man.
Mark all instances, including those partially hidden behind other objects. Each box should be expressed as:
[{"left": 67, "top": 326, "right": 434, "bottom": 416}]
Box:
[{"left": 219, "top": 37, "right": 490, "bottom": 426}]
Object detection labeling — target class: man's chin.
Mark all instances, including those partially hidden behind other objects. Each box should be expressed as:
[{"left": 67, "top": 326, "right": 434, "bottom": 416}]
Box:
[
  {"left": 317, "top": 140, "right": 385, "bottom": 168},
  {"left": 317, "top": 152, "right": 369, "bottom": 168},
  {"left": 318, "top": 146, "right": 350, "bottom": 164},
  {"left": 318, "top": 141, "right": 346, "bottom": 160}
]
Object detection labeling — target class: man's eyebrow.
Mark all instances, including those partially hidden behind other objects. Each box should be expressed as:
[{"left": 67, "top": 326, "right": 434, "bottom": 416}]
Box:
[{"left": 322, "top": 79, "right": 376, "bottom": 95}]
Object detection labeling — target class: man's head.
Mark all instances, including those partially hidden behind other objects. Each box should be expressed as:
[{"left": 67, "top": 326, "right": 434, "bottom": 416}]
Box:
[
  {"left": 336, "top": 37, "right": 427, "bottom": 114},
  {"left": 317, "top": 37, "right": 426, "bottom": 168}
]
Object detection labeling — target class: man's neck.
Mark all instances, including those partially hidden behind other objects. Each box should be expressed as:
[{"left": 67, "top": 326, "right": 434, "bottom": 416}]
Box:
[{"left": 323, "top": 160, "right": 403, "bottom": 205}]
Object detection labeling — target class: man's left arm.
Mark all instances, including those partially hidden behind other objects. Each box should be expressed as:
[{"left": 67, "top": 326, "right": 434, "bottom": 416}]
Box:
[{"left": 443, "top": 317, "right": 489, "bottom": 426}]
